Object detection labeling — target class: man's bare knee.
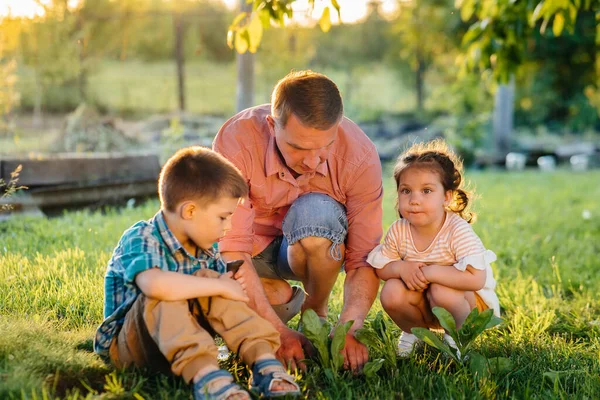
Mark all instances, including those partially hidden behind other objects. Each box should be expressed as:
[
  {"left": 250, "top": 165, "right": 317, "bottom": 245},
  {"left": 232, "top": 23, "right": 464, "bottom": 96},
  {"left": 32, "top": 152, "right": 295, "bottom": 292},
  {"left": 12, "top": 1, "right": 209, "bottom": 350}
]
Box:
[
  {"left": 296, "top": 236, "right": 332, "bottom": 255},
  {"left": 260, "top": 278, "right": 292, "bottom": 305}
]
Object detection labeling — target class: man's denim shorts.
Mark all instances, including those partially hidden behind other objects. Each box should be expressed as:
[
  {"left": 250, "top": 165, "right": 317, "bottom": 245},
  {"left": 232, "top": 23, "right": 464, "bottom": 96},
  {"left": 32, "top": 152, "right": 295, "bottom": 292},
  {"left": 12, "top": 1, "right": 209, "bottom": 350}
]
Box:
[{"left": 252, "top": 193, "right": 348, "bottom": 281}]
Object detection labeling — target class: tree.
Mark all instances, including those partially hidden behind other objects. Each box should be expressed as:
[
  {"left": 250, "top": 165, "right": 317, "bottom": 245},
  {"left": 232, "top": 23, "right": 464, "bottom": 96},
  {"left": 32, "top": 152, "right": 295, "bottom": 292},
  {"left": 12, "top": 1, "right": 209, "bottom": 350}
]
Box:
[
  {"left": 388, "top": 0, "right": 464, "bottom": 113},
  {"left": 457, "top": 0, "right": 599, "bottom": 82},
  {"left": 0, "top": 21, "right": 20, "bottom": 130},
  {"left": 232, "top": 0, "right": 598, "bottom": 89},
  {"left": 14, "top": 0, "right": 142, "bottom": 118},
  {"left": 18, "top": 2, "right": 80, "bottom": 125},
  {"left": 512, "top": 11, "right": 598, "bottom": 130},
  {"left": 227, "top": 0, "right": 342, "bottom": 54},
  {"left": 0, "top": 33, "right": 25, "bottom": 209}
]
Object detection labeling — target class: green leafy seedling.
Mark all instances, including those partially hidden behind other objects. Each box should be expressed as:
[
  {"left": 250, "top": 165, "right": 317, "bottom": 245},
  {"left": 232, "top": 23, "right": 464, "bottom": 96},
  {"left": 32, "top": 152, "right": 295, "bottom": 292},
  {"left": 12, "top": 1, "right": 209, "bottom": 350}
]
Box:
[
  {"left": 300, "top": 309, "right": 354, "bottom": 377},
  {"left": 412, "top": 306, "right": 504, "bottom": 365},
  {"left": 355, "top": 311, "right": 397, "bottom": 370},
  {"left": 301, "top": 308, "right": 331, "bottom": 367}
]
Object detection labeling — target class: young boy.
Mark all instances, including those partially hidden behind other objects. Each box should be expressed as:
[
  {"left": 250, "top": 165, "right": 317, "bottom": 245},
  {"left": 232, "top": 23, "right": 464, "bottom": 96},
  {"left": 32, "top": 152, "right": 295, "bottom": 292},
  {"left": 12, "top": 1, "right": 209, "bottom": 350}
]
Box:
[{"left": 94, "top": 147, "right": 300, "bottom": 400}]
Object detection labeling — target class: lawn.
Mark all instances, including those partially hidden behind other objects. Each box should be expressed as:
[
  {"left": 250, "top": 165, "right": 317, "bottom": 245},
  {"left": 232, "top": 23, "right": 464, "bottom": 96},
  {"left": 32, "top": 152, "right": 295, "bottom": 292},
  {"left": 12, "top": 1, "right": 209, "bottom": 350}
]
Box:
[
  {"left": 14, "top": 60, "right": 411, "bottom": 120},
  {"left": 1, "top": 169, "right": 600, "bottom": 399}
]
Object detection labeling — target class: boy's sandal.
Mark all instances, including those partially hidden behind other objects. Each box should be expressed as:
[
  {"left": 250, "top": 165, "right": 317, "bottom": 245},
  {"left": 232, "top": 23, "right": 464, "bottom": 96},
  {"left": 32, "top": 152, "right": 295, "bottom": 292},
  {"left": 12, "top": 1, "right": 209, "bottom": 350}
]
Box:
[
  {"left": 251, "top": 359, "right": 301, "bottom": 398},
  {"left": 193, "top": 369, "right": 249, "bottom": 400}
]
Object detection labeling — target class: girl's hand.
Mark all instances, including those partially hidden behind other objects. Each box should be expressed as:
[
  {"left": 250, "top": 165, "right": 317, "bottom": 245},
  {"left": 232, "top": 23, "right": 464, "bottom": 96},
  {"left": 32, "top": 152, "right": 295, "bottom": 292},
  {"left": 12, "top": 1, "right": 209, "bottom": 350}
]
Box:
[
  {"left": 399, "top": 261, "right": 429, "bottom": 291},
  {"left": 217, "top": 274, "right": 250, "bottom": 302}
]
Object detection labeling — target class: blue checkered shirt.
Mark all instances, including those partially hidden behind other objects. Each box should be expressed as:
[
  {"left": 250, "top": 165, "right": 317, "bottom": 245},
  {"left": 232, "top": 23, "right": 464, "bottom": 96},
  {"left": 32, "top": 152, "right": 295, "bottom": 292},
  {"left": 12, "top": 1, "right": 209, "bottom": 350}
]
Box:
[{"left": 93, "top": 211, "right": 226, "bottom": 357}]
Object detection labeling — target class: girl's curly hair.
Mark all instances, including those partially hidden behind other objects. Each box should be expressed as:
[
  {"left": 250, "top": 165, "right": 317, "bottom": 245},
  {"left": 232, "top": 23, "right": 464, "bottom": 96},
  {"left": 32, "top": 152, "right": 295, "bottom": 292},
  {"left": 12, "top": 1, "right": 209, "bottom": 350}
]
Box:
[{"left": 393, "top": 138, "right": 476, "bottom": 223}]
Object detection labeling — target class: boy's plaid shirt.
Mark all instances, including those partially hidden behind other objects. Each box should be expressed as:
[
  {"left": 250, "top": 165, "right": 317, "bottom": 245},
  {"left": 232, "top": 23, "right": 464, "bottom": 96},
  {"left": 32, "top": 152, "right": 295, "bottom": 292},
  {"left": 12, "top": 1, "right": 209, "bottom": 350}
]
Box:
[{"left": 93, "top": 211, "right": 226, "bottom": 357}]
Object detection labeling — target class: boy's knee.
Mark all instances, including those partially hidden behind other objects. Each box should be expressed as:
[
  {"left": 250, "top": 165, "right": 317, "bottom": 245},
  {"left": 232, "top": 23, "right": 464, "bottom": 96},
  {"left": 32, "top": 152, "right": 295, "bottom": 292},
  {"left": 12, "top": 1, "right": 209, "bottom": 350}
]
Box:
[
  {"left": 193, "top": 269, "right": 221, "bottom": 279},
  {"left": 261, "top": 278, "right": 292, "bottom": 305}
]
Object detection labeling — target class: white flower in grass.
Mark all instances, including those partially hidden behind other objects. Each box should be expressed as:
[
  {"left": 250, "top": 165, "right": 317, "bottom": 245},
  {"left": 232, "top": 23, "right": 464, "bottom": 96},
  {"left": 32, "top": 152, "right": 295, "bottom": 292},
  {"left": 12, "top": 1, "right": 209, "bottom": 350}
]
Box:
[{"left": 582, "top": 210, "right": 591, "bottom": 220}]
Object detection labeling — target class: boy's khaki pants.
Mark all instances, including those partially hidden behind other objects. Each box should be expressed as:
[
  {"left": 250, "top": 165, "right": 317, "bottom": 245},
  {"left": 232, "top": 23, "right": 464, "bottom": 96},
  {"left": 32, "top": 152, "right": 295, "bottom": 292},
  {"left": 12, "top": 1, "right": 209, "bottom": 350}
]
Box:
[{"left": 109, "top": 269, "right": 281, "bottom": 383}]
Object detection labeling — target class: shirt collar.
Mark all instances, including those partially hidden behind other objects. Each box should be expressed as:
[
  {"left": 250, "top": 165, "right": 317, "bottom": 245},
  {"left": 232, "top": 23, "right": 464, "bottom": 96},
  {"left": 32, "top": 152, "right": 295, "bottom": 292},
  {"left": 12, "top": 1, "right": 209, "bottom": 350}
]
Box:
[
  {"left": 265, "top": 131, "right": 329, "bottom": 178},
  {"left": 153, "top": 211, "right": 216, "bottom": 260}
]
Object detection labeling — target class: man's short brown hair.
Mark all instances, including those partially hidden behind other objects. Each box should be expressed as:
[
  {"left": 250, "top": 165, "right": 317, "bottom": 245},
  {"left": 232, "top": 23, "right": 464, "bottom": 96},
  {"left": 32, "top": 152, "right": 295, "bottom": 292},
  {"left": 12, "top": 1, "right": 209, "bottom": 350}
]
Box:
[
  {"left": 159, "top": 146, "right": 248, "bottom": 212},
  {"left": 271, "top": 70, "right": 343, "bottom": 130}
]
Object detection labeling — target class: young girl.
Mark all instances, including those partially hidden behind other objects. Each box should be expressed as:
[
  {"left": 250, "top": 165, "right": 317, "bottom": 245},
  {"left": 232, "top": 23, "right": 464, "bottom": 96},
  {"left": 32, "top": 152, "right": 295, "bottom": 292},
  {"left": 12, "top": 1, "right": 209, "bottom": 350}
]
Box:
[{"left": 367, "top": 139, "right": 499, "bottom": 358}]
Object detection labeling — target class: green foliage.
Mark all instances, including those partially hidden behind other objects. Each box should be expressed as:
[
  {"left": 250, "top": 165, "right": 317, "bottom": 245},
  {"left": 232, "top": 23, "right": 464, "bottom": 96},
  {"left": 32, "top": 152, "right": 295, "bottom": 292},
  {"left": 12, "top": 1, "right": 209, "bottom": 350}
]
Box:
[
  {"left": 312, "top": 7, "right": 390, "bottom": 68},
  {"left": 0, "top": 57, "right": 19, "bottom": 125},
  {"left": 300, "top": 309, "right": 353, "bottom": 377},
  {"left": 387, "top": 0, "right": 465, "bottom": 111},
  {"left": 0, "top": 165, "right": 27, "bottom": 212},
  {"left": 160, "top": 117, "right": 186, "bottom": 164},
  {"left": 2, "top": 172, "right": 600, "bottom": 397},
  {"left": 457, "top": 0, "right": 600, "bottom": 84},
  {"left": 228, "top": 0, "right": 341, "bottom": 53},
  {"left": 411, "top": 307, "right": 504, "bottom": 365},
  {"left": 355, "top": 311, "right": 397, "bottom": 372}
]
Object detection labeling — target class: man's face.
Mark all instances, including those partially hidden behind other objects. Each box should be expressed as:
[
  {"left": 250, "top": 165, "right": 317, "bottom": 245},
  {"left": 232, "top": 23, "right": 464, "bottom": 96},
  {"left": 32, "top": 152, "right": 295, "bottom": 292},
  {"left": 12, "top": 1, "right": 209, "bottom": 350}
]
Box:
[{"left": 268, "top": 113, "right": 338, "bottom": 176}]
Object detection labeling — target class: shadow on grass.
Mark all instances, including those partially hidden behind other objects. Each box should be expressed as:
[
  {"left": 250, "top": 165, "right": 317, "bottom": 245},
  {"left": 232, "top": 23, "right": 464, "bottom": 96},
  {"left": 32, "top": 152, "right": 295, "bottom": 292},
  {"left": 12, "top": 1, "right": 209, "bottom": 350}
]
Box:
[{"left": 75, "top": 339, "right": 94, "bottom": 353}]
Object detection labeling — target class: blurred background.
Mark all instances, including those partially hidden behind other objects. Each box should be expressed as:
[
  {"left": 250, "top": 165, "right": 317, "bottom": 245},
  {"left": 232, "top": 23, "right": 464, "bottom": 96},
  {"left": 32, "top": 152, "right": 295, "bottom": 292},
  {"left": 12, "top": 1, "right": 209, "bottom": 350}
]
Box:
[{"left": 0, "top": 0, "right": 598, "bottom": 200}]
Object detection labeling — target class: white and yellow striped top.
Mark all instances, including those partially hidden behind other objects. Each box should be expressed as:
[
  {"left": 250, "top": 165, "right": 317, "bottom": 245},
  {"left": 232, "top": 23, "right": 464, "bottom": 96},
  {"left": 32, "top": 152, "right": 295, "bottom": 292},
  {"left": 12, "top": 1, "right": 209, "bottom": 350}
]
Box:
[{"left": 367, "top": 211, "right": 500, "bottom": 316}]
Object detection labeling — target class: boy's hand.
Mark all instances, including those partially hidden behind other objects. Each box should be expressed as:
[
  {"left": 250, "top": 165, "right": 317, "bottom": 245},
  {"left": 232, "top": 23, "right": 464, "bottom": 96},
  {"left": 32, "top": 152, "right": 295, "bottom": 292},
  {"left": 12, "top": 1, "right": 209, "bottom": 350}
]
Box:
[
  {"left": 217, "top": 274, "right": 250, "bottom": 302},
  {"left": 399, "top": 261, "right": 429, "bottom": 291},
  {"left": 229, "top": 268, "right": 248, "bottom": 293}
]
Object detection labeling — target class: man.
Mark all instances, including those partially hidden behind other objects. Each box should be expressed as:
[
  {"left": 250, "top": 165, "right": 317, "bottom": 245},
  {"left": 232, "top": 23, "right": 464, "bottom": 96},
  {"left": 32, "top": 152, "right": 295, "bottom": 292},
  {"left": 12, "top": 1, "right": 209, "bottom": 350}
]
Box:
[{"left": 212, "top": 70, "right": 383, "bottom": 372}]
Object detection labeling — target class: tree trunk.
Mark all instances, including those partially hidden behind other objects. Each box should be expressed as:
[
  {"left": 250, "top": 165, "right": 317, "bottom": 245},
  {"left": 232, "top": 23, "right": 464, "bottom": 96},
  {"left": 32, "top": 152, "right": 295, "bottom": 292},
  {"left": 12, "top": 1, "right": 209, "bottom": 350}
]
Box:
[
  {"left": 492, "top": 75, "right": 515, "bottom": 157},
  {"left": 414, "top": 6, "right": 425, "bottom": 114},
  {"left": 415, "top": 52, "right": 425, "bottom": 114},
  {"left": 173, "top": 7, "right": 186, "bottom": 112},
  {"left": 78, "top": 54, "right": 87, "bottom": 103},
  {"left": 236, "top": 0, "right": 254, "bottom": 112},
  {"left": 32, "top": 70, "right": 43, "bottom": 129},
  {"left": 77, "top": 16, "right": 87, "bottom": 103}
]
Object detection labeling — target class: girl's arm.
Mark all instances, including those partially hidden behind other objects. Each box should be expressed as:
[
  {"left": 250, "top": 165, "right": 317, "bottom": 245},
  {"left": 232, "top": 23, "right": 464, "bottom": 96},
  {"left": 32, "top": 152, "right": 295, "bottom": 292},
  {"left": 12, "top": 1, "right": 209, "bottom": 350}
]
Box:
[
  {"left": 375, "top": 260, "right": 403, "bottom": 281},
  {"left": 370, "top": 220, "right": 429, "bottom": 288},
  {"left": 420, "top": 264, "right": 486, "bottom": 291},
  {"left": 376, "top": 260, "right": 429, "bottom": 290},
  {"left": 135, "top": 268, "right": 249, "bottom": 302}
]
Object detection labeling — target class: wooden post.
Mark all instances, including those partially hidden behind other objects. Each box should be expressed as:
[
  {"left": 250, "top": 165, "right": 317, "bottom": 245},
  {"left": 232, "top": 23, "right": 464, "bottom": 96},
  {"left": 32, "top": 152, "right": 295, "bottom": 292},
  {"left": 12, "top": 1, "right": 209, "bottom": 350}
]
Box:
[
  {"left": 492, "top": 75, "right": 515, "bottom": 157},
  {"left": 174, "top": 3, "right": 186, "bottom": 111},
  {"left": 236, "top": 0, "right": 254, "bottom": 112}
]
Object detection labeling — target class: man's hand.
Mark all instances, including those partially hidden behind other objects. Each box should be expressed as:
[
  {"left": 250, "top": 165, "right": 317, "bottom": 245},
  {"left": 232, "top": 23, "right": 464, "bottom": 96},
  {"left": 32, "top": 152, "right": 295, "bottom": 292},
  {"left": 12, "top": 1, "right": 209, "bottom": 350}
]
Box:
[
  {"left": 341, "top": 332, "right": 369, "bottom": 373},
  {"left": 276, "top": 327, "right": 315, "bottom": 372},
  {"left": 398, "top": 261, "right": 429, "bottom": 291},
  {"left": 217, "top": 273, "right": 249, "bottom": 302}
]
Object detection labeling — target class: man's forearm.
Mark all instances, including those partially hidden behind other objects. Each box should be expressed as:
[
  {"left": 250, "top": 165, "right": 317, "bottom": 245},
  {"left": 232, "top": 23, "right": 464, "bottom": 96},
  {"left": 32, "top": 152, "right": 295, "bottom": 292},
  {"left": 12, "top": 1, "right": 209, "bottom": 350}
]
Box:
[
  {"left": 221, "top": 251, "right": 288, "bottom": 331},
  {"left": 339, "top": 266, "right": 379, "bottom": 332}
]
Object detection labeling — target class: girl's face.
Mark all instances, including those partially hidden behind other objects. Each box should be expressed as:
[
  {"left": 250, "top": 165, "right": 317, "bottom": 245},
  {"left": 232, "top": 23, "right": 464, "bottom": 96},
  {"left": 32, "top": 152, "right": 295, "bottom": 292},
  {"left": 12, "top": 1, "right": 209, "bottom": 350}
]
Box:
[{"left": 397, "top": 167, "right": 452, "bottom": 232}]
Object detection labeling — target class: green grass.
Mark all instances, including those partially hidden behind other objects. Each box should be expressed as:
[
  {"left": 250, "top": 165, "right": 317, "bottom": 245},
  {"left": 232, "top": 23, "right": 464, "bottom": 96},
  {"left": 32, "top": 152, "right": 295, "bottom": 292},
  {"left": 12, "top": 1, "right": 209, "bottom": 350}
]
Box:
[
  {"left": 1, "top": 170, "right": 600, "bottom": 399},
  {"left": 15, "top": 60, "right": 413, "bottom": 120}
]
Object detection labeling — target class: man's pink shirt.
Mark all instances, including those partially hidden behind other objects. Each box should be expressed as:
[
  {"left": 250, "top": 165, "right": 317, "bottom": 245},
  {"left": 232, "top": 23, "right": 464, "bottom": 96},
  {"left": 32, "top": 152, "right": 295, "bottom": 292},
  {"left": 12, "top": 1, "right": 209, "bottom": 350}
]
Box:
[{"left": 213, "top": 105, "right": 383, "bottom": 271}]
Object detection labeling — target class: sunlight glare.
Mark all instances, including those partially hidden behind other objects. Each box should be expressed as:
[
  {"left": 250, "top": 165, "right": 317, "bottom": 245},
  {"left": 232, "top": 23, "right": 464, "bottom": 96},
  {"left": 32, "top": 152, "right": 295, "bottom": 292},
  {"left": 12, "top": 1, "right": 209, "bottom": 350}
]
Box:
[
  {"left": 221, "top": 0, "right": 398, "bottom": 24},
  {"left": 1, "top": 0, "right": 45, "bottom": 18},
  {"left": 1, "top": 0, "right": 80, "bottom": 18}
]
